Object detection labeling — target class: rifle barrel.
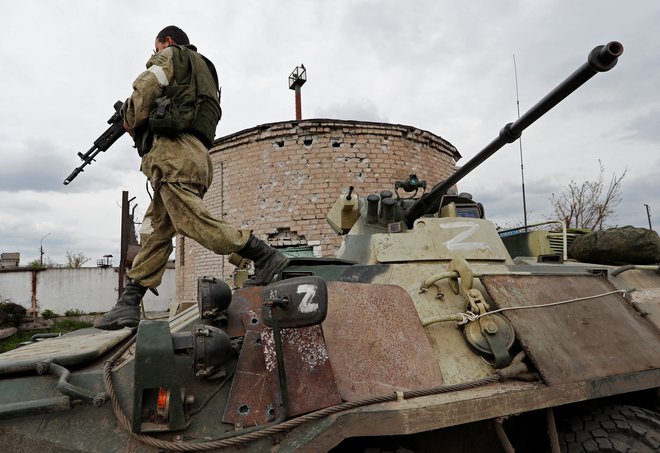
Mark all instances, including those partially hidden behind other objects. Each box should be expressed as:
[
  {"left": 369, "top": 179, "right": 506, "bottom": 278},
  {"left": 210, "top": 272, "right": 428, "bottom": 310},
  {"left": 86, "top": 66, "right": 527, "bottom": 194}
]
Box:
[
  {"left": 62, "top": 100, "right": 125, "bottom": 185},
  {"left": 63, "top": 167, "right": 82, "bottom": 185}
]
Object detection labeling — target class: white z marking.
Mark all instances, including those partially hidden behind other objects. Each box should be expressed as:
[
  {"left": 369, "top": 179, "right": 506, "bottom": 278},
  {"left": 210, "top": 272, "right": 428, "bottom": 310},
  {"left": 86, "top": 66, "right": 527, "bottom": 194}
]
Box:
[
  {"left": 297, "top": 284, "right": 318, "bottom": 313},
  {"left": 440, "top": 221, "right": 487, "bottom": 251}
]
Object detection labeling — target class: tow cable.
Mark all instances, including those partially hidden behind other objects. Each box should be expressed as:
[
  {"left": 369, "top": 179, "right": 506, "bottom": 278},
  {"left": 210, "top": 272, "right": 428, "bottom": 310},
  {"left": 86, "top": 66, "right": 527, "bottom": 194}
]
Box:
[{"left": 103, "top": 333, "right": 531, "bottom": 451}]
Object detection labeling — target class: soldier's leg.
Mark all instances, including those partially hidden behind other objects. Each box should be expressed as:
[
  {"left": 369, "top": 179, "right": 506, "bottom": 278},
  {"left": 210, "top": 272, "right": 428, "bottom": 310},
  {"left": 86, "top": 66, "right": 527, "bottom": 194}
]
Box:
[
  {"left": 159, "top": 182, "right": 287, "bottom": 285},
  {"left": 158, "top": 182, "right": 249, "bottom": 254},
  {"left": 128, "top": 189, "right": 177, "bottom": 288},
  {"left": 94, "top": 190, "right": 175, "bottom": 330}
]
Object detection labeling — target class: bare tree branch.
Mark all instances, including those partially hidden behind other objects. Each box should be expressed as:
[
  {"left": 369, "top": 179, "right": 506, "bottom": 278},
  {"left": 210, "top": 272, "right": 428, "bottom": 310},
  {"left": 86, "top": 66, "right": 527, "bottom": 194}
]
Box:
[
  {"left": 550, "top": 163, "right": 627, "bottom": 230},
  {"left": 66, "top": 250, "right": 90, "bottom": 268}
]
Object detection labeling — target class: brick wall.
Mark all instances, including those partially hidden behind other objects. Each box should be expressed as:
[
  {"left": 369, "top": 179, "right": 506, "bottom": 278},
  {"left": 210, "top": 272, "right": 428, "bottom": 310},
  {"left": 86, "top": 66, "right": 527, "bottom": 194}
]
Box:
[{"left": 176, "top": 119, "right": 459, "bottom": 304}]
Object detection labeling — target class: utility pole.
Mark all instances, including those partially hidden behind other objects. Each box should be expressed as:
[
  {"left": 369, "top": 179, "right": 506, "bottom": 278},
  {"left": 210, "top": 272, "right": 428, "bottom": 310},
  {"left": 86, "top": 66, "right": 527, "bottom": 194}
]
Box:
[
  {"left": 644, "top": 203, "right": 653, "bottom": 230},
  {"left": 39, "top": 233, "right": 51, "bottom": 267},
  {"left": 289, "top": 64, "right": 307, "bottom": 120},
  {"left": 119, "top": 191, "right": 138, "bottom": 297}
]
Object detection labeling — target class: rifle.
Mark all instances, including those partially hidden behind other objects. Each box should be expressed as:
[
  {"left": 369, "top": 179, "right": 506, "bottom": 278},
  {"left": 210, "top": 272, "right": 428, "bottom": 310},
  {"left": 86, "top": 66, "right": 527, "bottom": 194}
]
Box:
[{"left": 63, "top": 100, "right": 125, "bottom": 185}]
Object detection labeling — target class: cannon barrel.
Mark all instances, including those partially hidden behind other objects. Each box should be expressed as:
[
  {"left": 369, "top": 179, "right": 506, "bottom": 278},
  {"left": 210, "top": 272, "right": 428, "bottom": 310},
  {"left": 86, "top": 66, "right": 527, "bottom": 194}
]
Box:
[{"left": 404, "top": 41, "right": 624, "bottom": 227}]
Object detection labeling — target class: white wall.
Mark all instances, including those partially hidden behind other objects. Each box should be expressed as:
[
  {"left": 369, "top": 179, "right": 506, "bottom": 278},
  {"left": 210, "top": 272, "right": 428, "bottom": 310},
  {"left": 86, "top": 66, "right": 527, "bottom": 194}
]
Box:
[{"left": 0, "top": 268, "right": 175, "bottom": 315}]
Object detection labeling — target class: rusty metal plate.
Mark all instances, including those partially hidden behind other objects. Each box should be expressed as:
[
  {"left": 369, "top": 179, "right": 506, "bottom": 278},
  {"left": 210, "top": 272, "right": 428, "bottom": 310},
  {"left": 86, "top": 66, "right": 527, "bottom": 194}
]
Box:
[
  {"left": 632, "top": 289, "right": 660, "bottom": 332},
  {"left": 262, "top": 325, "right": 342, "bottom": 416},
  {"left": 480, "top": 274, "right": 660, "bottom": 385},
  {"left": 223, "top": 330, "right": 279, "bottom": 426},
  {"left": 322, "top": 282, "right": 444, "bottom": 401},
  {"left": 226, "top": 286, "right": 263, "bottom": 337},
  {"left": 223, "top": 324, "right": 341, "bottom": 427}
]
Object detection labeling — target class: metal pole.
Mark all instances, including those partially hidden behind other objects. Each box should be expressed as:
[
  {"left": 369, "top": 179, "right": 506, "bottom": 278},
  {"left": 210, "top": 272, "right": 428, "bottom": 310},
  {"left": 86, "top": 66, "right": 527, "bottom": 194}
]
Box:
[
  {"left": 294, "top": 85, "right": 302, "bottom": 120},
  {"left": 289, "top": 64, "right": 306, "bottom": 121},
  {"left": 119, "top": 191, "right": 129, "bottom": 297},
  {"left": 644, "top": 204, "right": 652, "bottom": 230},
  {"left": 513, "top": 54, "right": 528, "bottom": 228},
  {"left": 39, "top": 233, "right": 50, "bottom": 267}
]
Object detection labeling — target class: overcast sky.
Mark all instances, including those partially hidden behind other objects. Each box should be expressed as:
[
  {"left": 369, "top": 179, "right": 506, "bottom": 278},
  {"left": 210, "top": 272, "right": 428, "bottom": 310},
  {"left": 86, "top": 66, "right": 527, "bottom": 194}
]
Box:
[{"left": 0, "top": 0, "right": 658, "bottom": 266}]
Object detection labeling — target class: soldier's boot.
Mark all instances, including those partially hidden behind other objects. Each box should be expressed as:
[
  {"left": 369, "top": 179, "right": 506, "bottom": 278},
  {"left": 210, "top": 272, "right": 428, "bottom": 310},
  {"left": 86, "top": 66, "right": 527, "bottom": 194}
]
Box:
[
  {"left": 94, "top": 281, "right": 147, "bottom": 330},
  {"left": 238, "top": 235, "right": 288, "bottom": 287}
]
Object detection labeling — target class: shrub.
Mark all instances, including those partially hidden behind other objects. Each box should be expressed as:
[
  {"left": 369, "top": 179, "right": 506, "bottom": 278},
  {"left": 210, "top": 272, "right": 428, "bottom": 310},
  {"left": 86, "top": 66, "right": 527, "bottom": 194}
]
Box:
[
  {"left": 64, "top": 309, "right": 85, "bottom": 317},
  {"left": 0, "top": 302, "right": 27, "bottom": 327},
  {"left": 41, "top": 309, "right": 58, "bottom": 320}
]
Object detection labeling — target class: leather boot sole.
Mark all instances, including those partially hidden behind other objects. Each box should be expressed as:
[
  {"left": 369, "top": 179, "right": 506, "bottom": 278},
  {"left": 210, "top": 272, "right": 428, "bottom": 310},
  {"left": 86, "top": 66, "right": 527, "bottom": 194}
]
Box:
[{"left": 94, "top": 306, "right": 140, "bottom": 330}]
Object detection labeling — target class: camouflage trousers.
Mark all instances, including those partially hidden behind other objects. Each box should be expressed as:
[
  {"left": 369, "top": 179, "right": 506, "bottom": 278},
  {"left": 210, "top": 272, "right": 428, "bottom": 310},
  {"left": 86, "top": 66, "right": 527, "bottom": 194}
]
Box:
[{"left": 128, "top": 181, "right": 250, "bottom": 288}]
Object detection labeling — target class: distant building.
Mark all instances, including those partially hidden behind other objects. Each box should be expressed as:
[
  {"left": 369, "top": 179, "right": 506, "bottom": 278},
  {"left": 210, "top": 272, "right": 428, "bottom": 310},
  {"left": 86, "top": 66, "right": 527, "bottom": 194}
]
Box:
[
  {"left": 0, "top": 253, "right": 20, "bottom": 268},
  {"left": 174, "top": 119, "right": 460, "bottom": 305}
]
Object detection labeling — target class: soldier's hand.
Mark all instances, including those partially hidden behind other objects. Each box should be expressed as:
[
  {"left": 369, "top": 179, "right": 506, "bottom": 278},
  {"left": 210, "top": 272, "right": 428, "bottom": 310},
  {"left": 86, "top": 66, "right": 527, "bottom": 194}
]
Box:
[{"left": 123, "top": 121, "right": 135, "bottom": 138}]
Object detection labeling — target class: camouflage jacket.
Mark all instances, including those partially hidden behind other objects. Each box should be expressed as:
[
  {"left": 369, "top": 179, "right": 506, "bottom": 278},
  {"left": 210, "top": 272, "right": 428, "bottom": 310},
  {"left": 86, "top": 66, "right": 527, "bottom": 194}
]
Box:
[{"left": 123, "top": 47, "right": 213, "bottom": 189}]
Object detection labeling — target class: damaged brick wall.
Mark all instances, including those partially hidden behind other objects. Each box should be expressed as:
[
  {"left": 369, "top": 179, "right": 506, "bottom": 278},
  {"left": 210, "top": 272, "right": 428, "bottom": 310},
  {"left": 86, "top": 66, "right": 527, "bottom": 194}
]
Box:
[{"left": 176, "top": 119, "right": 459, "bottom": 304}]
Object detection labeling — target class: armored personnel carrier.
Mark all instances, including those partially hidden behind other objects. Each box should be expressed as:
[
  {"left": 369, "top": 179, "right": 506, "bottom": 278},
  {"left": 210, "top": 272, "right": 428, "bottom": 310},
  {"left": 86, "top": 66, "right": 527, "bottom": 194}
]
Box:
[{"left": 1, "top": 41, "right": 659, "bottom": 452}]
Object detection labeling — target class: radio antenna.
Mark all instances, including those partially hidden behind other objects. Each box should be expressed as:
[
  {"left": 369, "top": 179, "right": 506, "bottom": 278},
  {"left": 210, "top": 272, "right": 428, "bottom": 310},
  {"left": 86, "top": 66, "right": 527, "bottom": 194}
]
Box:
[{"left": 513, "top": 53, "right": 528, "bottom": 228}]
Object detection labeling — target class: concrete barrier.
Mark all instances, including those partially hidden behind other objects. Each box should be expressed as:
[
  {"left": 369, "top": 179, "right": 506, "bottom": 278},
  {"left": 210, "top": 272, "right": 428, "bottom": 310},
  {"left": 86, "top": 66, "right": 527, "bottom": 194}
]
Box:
[{"left": 0, "top": 267, "right": 175, "bottom": 316}]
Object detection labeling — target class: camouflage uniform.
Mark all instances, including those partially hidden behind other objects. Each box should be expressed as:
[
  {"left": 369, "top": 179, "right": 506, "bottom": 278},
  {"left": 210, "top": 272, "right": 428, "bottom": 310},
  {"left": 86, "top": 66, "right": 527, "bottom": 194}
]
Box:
[{"left": 122, "top": 47, "right": 249, "bottom": 289}]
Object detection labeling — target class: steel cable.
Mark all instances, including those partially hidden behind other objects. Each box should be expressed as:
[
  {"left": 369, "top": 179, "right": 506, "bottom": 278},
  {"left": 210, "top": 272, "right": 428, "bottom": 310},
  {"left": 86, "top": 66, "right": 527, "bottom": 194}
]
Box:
[{"left": 103, "top": 342, "right": 501, "bottom": 452}]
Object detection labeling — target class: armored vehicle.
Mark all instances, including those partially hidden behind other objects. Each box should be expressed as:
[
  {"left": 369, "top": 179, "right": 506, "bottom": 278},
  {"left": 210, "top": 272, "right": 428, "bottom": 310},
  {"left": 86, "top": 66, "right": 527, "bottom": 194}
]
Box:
[{"left": 1, "top": 41, "right": 659, "bottom": 452}]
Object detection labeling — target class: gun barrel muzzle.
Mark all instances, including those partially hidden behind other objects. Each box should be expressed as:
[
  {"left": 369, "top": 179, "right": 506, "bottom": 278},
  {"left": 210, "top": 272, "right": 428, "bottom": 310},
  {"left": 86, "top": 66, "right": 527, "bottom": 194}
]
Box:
[
  {"left": 63, "top": 168, "right": 82, "bottom": 185},
  {"left": 588, "top": 41, "right": 623, "bottom": 72}
]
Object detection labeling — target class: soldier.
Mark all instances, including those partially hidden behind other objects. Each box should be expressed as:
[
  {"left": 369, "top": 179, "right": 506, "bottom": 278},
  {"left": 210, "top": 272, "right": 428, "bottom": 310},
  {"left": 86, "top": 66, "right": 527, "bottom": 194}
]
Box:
[{"left": 95, "top": 26, "right": 287, "bottom": 330}]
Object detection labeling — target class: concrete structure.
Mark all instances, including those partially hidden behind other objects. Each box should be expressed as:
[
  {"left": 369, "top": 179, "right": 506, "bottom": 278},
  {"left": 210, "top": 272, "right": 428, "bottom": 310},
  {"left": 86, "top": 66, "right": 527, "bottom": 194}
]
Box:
[
  {"left": 0, "top": 253, "right": 20, "bottom": 269},
  {"left": 0, "top": 267, "right": 175, "bottom": 316},
  {"left": 175, "top": 119, "right": 459, "bottom": 305}
]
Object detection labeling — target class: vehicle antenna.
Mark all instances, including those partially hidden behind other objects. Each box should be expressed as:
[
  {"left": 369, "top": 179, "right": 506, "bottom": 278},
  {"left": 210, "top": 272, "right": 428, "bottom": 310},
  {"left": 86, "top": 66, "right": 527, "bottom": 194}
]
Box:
[{"left": 513, "top": 53, "right": 528, "bottom": 228}]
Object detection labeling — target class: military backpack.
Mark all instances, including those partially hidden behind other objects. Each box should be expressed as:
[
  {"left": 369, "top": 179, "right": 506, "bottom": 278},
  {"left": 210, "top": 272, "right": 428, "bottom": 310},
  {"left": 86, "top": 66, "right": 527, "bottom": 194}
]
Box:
[{"left": 148, "top": 44, "right": 222, "bottom": 149}]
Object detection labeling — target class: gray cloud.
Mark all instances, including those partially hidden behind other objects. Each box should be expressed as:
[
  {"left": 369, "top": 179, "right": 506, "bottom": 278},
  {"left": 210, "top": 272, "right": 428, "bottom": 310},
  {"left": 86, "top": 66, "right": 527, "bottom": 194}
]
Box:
[
  {"left": 0, "top": 135, "right": 135, "bottom": 193},
  {"left": 312, "top": 98, "right": 389, "bottom": 123},
  {"left": 623, "top": 109, "right": 660, "bottom": 143},
  {"left": 0, "top": 0, "right": 658, "bottom": 265}
]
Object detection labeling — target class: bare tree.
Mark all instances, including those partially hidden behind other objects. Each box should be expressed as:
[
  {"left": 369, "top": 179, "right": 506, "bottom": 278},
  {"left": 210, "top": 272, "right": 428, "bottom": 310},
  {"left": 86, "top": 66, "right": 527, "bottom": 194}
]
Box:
[
  {"left": 65, "top": 250, "right": 90, "bottom": 268},
  {"left": 550, "top": 162, "right": 627, "bottom": 230}
]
